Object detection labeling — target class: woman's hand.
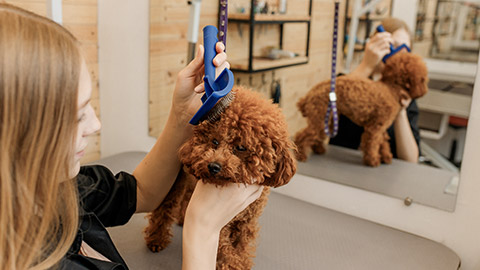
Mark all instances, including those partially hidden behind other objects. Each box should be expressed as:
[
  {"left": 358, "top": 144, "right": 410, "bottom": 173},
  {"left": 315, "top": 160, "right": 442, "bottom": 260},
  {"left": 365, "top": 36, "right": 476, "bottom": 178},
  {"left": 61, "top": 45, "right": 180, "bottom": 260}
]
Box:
[
  {"left": 394, "top": 96, "right": 419, "bottom": 163},
  {"left": 182, "top": 182, "right": 263, "bottom": 270},
  {"left": 185, "top": 181, "right": 264, "bottom": 235},
  {"left": 172, "top": 42, "right": 230, "bottom": 124},
  {"left": 350, "top": 32, "right": 394, "bottom": 78},
  {"left": 363, "top": 32, "right": 394, "bottom": 69},
  {"left": 400, "top": 95, "right": 412, "bottom": 110}
]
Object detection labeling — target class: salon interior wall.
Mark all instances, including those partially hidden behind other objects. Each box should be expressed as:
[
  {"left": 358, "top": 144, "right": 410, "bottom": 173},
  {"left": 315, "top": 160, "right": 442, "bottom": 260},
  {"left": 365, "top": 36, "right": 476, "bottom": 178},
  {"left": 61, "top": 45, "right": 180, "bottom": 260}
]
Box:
[
  {"left": 97, "top": 0, "right": 480, "bottom": 269},
  {"left": 98, "top": 0, "right": 157, "bottom": 157},
  {"left": 391, "top": 0, "right": 418, "bottom": 34},
  {"left": 147, "top": 0, "right": 347, "bottom": 138},
  {"left": 3, "top": 0, "right": 101, "bottom": 163}
]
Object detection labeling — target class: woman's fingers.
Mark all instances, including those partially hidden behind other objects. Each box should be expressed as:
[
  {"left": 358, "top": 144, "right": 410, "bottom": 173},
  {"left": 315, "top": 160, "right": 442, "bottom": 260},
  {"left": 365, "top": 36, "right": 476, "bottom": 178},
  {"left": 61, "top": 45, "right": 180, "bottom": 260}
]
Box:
[
  {"left": 243, "top": 185, "right": 264, "bottom": 208},
  {"left": 182, "top": 45, "right": 205, "bottom": 78},
  {"left": 216, "top": 42, "right": 225, "bottom": 54},
  {"left": 215, "top": 61, "right": 231, "bottom": 79},
  {"left": 213, "top": 52, "right": 227, "bottom": 67},
  {"left": 194, "top": 83, "right": 205, "bottom": 93}
]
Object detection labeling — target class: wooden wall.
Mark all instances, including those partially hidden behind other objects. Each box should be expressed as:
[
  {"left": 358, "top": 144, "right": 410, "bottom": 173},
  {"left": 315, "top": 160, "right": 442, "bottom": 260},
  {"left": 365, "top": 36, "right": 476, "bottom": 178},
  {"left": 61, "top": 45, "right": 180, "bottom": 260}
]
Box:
[
  {"left": 3, "top": 0, "right": 100, "bottom": 163},
  {"left": 413, "top": 0, "right": 438, "bottom": 57},
  {"left": 149, "top": 0, "right": 346, "bottom": 137}
]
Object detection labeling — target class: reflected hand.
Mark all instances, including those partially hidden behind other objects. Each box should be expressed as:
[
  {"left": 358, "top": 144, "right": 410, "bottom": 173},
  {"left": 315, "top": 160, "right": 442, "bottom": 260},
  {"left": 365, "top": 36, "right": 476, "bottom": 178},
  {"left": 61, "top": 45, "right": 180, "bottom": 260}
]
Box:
[
  {"left": 400, "top": 95, "right": 412, "bottom": 110},
  {"left": 362, "top": 32, "right": 394, "bottom": 69}
]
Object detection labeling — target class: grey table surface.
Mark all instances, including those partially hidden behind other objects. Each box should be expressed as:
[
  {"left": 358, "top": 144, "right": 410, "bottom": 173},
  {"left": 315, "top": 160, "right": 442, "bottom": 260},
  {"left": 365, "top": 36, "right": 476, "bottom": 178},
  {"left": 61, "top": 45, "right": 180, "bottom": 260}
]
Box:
[
  {"left": 93, "top": 151, "right": 460, "bottom": 270},
  {"left": 297, "top": 145, "right": 458, "bottom": 211}
]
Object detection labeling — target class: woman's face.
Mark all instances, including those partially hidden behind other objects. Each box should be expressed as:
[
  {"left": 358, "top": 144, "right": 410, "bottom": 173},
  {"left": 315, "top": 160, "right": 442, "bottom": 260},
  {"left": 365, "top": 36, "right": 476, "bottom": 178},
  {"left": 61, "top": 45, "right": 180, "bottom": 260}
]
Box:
[
  {"left": 392, "top": 28, "right": 411, "bottom": 49},
  {"left": 71, "top": 60, "right": 101, "bottom": 176},
  {"left": 374, "top": 28, "right": 411, "bottom": 75}
]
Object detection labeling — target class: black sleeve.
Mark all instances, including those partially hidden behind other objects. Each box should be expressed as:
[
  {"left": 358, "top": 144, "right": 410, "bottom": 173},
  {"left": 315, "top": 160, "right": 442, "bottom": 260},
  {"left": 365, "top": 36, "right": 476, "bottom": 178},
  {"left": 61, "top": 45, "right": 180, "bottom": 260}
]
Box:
[{"left": 77, "top": 165, "right": 137, "bottom": 227}]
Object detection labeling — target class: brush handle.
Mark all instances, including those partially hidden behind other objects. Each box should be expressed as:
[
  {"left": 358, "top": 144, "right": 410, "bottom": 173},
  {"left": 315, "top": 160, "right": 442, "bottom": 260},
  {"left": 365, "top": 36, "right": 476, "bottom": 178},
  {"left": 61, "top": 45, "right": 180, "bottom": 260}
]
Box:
[{"left": 203, "top": 25, "right": 218, "bottom": 96}]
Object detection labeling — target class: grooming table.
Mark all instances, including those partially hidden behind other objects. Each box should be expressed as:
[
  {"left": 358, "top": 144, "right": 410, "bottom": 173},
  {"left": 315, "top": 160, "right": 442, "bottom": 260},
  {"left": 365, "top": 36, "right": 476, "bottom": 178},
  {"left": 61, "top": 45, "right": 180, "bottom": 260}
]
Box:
[{"left": 92, "top": 152, "right": 460, "bottom": 270}]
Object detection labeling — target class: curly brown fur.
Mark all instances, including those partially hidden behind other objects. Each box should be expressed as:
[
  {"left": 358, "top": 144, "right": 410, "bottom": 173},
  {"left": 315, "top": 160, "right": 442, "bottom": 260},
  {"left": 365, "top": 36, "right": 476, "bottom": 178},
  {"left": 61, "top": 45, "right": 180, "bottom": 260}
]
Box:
[
  {"left": 144, "top": 86, "right": 297, "bottom": 269},
  {"left": 294, "top": 52, "right": 428, "bottom": 167}
]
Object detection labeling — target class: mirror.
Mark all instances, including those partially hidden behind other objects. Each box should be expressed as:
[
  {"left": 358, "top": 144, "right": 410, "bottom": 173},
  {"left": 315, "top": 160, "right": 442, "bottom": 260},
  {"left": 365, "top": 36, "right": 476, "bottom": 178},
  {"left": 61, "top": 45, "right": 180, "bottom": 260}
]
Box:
[
  {"left": 296, "top": 0, "right": 478, "bottom": 212},
  {"left": 148, "top": 0, "right": 478, "bottom": 212}
]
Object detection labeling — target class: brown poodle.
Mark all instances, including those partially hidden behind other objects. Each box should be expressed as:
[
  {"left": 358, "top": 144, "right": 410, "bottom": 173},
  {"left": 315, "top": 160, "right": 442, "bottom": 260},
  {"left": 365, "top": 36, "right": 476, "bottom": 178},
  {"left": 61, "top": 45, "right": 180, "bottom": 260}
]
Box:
[
  {"left": 144, "top": 86, "right": 297, "bottom": 269},
  {"left": 294, "top": 52, "right": 429, "bottom": 167}
]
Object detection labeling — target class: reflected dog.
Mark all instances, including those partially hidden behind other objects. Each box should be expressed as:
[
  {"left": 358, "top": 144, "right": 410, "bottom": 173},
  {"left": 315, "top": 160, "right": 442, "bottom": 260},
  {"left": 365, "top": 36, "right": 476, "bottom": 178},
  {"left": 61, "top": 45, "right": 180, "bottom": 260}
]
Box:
[{"left": 294, "top": 52, "right": 428, "bottom": 167}]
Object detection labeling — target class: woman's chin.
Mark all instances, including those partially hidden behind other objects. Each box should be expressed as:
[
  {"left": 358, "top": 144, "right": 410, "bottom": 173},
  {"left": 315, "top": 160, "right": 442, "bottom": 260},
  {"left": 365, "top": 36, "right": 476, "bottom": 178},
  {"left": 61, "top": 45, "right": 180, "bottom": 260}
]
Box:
[{"left": 69, "top": 161, "right": 81, "bottom": 179}]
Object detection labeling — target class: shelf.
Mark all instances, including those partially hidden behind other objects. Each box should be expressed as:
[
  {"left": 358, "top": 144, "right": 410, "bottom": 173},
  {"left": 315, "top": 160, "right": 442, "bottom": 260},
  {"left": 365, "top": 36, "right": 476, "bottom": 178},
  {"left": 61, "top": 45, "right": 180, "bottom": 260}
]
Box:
[
  {"left": 228, "top": 13, "right": 311, "bottom": 23},
  {"left": 346, "top": 16, "right": 384, "bottom": 22},
  {"left": 230, "top": 56, "right": 309, "bottom": 73}
]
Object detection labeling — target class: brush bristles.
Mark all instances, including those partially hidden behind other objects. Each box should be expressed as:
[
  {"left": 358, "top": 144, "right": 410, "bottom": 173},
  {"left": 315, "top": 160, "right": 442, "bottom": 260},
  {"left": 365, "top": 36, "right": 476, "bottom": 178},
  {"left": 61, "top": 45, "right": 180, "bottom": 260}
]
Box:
[{"left": 205, "top": 91, "right": 235, "bottom": 123}]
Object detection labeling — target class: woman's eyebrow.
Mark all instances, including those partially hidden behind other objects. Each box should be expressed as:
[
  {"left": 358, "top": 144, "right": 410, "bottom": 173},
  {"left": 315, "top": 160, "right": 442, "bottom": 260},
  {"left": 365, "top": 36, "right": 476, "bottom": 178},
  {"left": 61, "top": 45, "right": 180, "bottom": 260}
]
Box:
[{"left": 79, "top": 98, "right": 91, "bottom": 109}]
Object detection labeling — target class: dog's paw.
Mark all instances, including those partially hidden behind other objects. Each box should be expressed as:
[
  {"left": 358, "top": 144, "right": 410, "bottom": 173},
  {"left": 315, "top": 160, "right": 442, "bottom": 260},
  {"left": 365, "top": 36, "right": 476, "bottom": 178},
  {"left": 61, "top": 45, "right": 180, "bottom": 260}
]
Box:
[
  {"left": 363, "top": 156, "right": 381, "bottom": 167},
  {"left": 381, "top": 153, "right": 393, "bottom": 164},
  {"left": 311, "top": 143, "right": 326, "bottom": 154},
  {"left": 146, "top": 240, "right": 171, "bottom": 253},
  {"left": 295, "top": 150, "right": 308, "bottom": 162}
]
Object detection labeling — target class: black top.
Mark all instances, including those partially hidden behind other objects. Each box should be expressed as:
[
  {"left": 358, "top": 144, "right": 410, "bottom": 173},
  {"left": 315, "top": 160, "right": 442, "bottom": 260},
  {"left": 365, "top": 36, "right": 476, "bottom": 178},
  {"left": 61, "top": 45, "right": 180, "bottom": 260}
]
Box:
[
  {"left": 59, "top": 165, "right": 137, "bottom": 270},
  {"left": 329, "top": 100, "right": 421, "bottom": 158}
]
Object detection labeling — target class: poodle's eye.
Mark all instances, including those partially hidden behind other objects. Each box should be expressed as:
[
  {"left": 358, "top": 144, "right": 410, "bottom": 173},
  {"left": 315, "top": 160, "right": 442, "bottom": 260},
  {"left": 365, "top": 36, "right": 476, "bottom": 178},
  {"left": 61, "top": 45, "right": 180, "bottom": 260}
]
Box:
[
  {"left": 236, "top": 145, "right": 247, "bottom": 152},
  {"left": 212, "top": 139, "right": 219, "bottom": 146}
]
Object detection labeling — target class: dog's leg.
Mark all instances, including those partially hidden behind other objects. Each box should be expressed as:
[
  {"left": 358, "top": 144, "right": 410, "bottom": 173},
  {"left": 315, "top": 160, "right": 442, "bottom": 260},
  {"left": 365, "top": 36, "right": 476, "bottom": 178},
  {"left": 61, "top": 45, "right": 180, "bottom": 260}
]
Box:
[
  {"left": 216, "top": 188, "right": 270, "bottom": 270},
  {"left": 144, "top": 172, "right": 187, "bottom": 252},
  {"left": 360, "top": 128, "right": 383, "bottom": 167},
  {"left": 294, "top": 126, "right": 320, "bottom": 161},
  {"left": 311, "top": 135, "right": 328, "bottom": 155},
  {"left": 380, "top": 132, "right": 393, "bottom": 164}
]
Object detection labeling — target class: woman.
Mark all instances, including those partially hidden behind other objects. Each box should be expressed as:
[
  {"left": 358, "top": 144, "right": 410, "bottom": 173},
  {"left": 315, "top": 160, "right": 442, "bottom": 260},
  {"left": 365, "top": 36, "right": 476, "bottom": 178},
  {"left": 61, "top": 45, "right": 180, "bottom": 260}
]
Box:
[
  {"left": 330, "top": 18, "right": 421, "bottom": 163},
  {"left": 0, "top": 4, "right": 262, "bottom": 269}
]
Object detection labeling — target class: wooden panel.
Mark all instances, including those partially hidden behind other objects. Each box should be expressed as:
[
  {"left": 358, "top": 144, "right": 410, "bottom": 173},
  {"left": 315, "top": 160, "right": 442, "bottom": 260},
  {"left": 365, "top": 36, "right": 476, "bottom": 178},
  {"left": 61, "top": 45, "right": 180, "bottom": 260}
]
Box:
[
  {"left": 5, "top": 1, "right": 46, "bottom": 15},
  {"left": 347, "top": 0, "right": 391, "bottom": 20},
  {"left": 63, "top": 3, "right": 97, "bottom": 24},
  {"left": 229, "top": 13, "right": 311, "bottom": 21},
  {"left": 230, "top": 56, "right": 309, "bottom": 71},
  {"left": 5, "top": 0, "right": 101, "bottom": 163},
  {"left": 149, "top": 0, "right": 347, "bottom": 138},
  {"left": 65, "top": 24, "right": 97, "bottom": 43}
]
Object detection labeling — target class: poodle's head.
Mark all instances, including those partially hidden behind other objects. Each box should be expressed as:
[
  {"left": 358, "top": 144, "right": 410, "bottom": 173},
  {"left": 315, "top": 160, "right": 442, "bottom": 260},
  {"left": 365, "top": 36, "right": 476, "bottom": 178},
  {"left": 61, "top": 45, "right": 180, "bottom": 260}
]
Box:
[
  {"left": 381, "top": 52, "right": 429, "bottom": 99},
  {"left": 179, "top": 86, "right": 296, "bottom": 187}
]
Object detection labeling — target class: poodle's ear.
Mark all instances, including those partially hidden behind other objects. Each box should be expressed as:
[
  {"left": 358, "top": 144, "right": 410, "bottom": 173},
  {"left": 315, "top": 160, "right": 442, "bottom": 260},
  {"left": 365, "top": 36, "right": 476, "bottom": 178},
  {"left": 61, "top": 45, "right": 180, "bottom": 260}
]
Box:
[{"left": 263, "top": 142, "right": 297, "bottom": 188}]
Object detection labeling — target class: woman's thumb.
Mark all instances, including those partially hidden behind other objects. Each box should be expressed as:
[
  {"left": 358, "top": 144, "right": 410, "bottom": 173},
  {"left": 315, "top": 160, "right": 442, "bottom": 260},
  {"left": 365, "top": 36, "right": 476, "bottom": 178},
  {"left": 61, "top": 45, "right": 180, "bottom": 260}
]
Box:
[{"left": 183, "top": 45, "right": 204, "bottom": 76}]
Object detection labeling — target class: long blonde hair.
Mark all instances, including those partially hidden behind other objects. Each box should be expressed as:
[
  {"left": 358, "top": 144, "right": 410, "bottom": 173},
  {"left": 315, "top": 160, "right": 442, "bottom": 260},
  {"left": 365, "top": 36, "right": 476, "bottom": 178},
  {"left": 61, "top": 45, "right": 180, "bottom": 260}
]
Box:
[{"left": 0, "top": 3, "right": 81, "bottom": 269}]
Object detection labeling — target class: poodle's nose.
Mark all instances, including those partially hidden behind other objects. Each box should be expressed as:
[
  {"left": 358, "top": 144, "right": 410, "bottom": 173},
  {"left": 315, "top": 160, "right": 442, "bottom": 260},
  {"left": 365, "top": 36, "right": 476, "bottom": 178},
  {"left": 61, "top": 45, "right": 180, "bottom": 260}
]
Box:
[{"left": 208, "top": 162, "right": 222, "bottom": 175}]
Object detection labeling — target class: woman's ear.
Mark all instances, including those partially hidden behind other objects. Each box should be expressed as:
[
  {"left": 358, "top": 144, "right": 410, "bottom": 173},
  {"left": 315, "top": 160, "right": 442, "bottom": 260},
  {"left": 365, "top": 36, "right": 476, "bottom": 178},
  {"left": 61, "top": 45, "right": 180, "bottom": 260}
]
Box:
[{"left": 263, "top": 142, "right": 297, "bottom": 188}]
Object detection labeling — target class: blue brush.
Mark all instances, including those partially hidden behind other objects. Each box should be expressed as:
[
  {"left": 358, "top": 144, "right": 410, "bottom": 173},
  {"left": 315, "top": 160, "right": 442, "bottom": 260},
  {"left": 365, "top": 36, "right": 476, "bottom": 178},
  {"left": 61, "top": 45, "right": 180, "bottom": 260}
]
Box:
[
  {"left": 376, "top": 25, "right": 411, "bottom": 63},
  {"left": 189, "top": 25, "right": 235, "bottom": 125}
]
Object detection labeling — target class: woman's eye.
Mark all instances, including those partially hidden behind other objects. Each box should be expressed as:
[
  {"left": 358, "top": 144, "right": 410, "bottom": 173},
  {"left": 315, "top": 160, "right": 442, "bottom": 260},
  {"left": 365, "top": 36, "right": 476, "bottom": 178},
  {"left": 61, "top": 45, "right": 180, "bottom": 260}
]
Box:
[
  {"left": 212, "top": 139, "right": 219, "bottom": 145},
  {"left": 77, "top": 114, "right": 86, "bottom": 123},
  {"left": 236, "top": 145, "right": 246, "bottom": 152}
]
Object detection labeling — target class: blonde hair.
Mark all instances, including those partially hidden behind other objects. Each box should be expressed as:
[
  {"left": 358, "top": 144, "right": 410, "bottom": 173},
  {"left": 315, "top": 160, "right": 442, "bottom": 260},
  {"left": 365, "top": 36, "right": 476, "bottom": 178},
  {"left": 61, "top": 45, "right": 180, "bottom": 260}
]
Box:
[
  {"left": 0, "top": 3, "right": 81, "bottom": 269},
  {"left": 379, "top": 17, "right": 412, "bottom": 42}
]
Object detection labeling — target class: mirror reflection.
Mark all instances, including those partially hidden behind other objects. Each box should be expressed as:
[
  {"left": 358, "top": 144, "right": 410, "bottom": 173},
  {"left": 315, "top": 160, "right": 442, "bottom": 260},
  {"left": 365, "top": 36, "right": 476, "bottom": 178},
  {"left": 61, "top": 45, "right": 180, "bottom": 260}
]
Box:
[{"left": 294, "top": 0, "right": 478, "bottom": 211}]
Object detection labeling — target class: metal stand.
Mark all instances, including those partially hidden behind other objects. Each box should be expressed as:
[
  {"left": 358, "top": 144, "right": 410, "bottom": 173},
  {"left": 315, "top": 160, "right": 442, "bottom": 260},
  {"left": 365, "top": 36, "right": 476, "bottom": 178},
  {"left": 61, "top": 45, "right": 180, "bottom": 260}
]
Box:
[
  {"left": 344, "top": 0, "right": 383, "bottom": 72},
  {"left": 187, "top": 0, "right": 202, "bottom": 63},
  {"left": 47, "top": 0, "right": 63, "bottom": 24}
]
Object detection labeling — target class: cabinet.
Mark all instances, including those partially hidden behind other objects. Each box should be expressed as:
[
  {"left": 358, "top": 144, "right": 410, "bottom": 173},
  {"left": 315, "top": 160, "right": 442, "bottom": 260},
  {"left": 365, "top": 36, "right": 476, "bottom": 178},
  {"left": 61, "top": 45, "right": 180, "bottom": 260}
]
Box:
[{"left": 222, "top": 0, "right": 313, "bottom": 73}]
